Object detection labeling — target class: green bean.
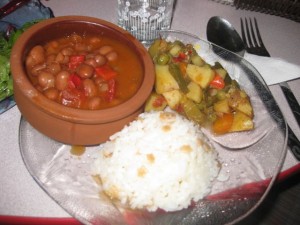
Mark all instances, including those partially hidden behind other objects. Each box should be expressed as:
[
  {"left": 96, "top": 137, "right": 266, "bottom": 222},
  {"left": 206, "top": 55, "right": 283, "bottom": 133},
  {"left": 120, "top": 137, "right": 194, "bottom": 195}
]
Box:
[
  {"left": 182, "top": 98, "right": 205, "bottom": 125},
  {"left": 168, "top": 63, "right": 188, "bottom": 93}
]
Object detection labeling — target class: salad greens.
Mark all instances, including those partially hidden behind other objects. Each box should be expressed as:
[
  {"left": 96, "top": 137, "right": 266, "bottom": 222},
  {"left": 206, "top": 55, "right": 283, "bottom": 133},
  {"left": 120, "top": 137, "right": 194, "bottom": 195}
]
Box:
[{"left": 0, "top": 20, "right": 41, "bottom": 101}]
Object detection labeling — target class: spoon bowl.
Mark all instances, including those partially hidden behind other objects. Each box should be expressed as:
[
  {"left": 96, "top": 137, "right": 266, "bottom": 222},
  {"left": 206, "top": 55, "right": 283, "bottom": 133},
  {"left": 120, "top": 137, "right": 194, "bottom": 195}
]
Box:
[{"left": 206, "top": 16, "right": 245, "bottom": 56}]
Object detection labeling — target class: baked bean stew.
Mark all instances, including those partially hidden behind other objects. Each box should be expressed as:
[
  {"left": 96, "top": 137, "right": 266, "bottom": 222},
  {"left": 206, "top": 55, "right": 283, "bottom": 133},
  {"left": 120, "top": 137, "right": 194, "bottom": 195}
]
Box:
[{"left": 25, "top": 34, "right": 143, "bottom": 110}]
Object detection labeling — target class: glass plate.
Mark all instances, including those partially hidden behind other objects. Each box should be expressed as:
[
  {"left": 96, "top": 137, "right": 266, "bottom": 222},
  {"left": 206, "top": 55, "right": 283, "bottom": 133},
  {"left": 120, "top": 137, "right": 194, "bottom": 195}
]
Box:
[
  {"left": 0, "top": 0, "right": 53, "bottom": 114},
  {"left": 19, "top": 30, "right": 287, "bottom": 225}
]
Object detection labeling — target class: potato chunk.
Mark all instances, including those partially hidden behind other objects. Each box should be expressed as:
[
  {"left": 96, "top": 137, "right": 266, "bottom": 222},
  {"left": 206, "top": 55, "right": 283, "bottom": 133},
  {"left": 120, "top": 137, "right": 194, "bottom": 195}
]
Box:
[
  {"left": 186, "top": 81, "right": 203, "bottom": 103},
  {"left": 145, "top": 93, "right": 167, "bottom": 112},
  {"left": 229, "top": 111, "right": 254, "bottom": 132},
  {"left": 228, "top": 89, "right": 253, "bottom": 118},
  {"left": 162, "top": 89, "right": 183, "bottom": 109},
  {"left": 155, "top": 65, "right": 179, "bottom": 94},
  {"left": 213, "top": 99, "right": 230, "bottom": 114},
  {"left": 186, "top": 64, "right": 214, "bottom": 89}
]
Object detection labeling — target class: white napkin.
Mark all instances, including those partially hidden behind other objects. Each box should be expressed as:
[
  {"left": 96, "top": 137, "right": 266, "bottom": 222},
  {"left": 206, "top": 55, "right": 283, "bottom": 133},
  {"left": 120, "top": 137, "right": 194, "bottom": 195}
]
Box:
[{"left": 244, "top": 53, "right": 300, "bottom": 85}]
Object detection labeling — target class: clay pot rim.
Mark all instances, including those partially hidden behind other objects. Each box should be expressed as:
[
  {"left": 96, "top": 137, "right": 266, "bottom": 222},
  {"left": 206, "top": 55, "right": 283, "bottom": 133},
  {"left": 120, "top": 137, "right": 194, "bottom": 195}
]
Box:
[{"left": 11, "top": 16, "right": 155, "bottom": 124}]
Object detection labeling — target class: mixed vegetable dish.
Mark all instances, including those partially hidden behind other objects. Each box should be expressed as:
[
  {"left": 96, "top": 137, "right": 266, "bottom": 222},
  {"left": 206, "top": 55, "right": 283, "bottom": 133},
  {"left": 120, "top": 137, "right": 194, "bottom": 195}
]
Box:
[{"left": 145, "top": 38, "right": 254, "bottom": 134}]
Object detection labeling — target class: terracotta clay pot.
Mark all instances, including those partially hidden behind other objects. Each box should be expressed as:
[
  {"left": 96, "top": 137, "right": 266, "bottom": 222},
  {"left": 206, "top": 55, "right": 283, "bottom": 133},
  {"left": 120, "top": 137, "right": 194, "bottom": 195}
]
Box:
[{"left": 11, "top": 16, "right": 155, "bottom": 145}]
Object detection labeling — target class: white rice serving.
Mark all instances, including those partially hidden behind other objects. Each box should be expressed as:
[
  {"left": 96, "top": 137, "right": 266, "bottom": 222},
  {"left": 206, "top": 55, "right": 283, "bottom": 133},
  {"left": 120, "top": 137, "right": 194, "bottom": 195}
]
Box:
[{"left": 92, "top": 111, "right": 220, "bottom": 212}]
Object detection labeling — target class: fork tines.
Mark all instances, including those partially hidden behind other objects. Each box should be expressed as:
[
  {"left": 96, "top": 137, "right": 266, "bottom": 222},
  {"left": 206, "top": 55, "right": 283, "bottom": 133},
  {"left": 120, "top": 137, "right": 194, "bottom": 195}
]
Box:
[{"left": 240, "top": 18, "right": 271, "bottom": 57}]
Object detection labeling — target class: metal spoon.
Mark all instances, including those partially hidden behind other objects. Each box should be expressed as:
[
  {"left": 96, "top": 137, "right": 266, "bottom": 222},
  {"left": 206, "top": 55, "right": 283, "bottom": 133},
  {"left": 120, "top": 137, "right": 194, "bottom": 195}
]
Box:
[
  {"left": 206, "top": 16, "right": 300, "bottom": 161},
  {"left": 206, "top": 16, "right": 245, "bottom": 57}
]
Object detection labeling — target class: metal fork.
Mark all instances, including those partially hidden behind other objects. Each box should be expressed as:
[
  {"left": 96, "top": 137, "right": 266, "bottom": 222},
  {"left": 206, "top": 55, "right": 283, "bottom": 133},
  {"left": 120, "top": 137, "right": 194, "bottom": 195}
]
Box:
[
  {"left": 241, "top": 17, "right": 300, "bottom": 161},
  {"left": 240, "top": 18, "right": 270, "bottom": 57}
]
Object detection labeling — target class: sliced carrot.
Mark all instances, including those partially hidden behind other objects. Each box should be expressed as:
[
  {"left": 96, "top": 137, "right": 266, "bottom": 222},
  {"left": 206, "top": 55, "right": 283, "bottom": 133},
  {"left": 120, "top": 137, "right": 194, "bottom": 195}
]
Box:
[{"left": 212, "top": 113, "right": 234, "bottom": 134}]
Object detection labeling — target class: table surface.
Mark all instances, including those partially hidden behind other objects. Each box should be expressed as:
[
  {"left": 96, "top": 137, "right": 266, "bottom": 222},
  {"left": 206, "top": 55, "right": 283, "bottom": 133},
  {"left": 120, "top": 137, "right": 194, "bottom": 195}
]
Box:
[{"left": 1, "top": 0, "right": 300, "bottom": 224}]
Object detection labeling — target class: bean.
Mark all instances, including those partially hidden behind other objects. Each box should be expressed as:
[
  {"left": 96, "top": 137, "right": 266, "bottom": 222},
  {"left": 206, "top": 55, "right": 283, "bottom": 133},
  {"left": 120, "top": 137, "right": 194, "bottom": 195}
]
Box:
[
  {"left": 55, "top": 52, "right": 69, "bottom": 64},
  {"left": 94, "top": 54, "right": 107, "bottom": 66},
  {"left": 98, "top": 45, "right": 113, "bottom": 55},
  {"left": 70, "top": 34, "right": 83, "bottom": 43},
  {"left": 25, "top": 56, "right": 35, "bottom": 68},
  {"left": 45, "top": 41, "right": 59, "bottom": 55},
  {"left": 85, "top": 58, "right": 98, "bottom": 68},
  {"left": 30, "top": 63, "right": 46, "bottom": 76},
  {"left": 106, "top": 51, "right": 118, "bottom": 62},
  {"left": 61, "top": 47, "right": 74, "bottom": 56},
  {"left": 29, "top": 45, "right": 45, "bottom": 65},
  {"left": 76, "top": 63, "right": 94, "bottom": 79},
  {"left": 86, "top": 53, "right": 95, "bottom": 59},
  {"left": 38, "top": 71, "right": 55, "bottom": 89},
  {"left": 87, "top": 45, "right": 93, "bottom": 51},
  {"left": 89, "top": 37, "right": 101, "bottom": 45},
  {"left": 44, "top": 88, "right": 59, "bottom": 100},
  {"left": 55, "top": 52, "right": 64, "bottom": 63},
  {"left": 94, "top": 78, "right": 110, "bottom": 93},
  {"left": 48, "top": 40, "right": 59, "bottom": 49},
  {"left": 55, "top": 71, "right": 70, "bottom": 91},
  {"left": 93, "top": 77, "right": 105, "bottom": 86},
  {"left": 75, "top": 43, "right": 88, "bottom": 51},
  {"left": 47, "top": 62, "right": 61, "bottom": 74},
  {"left": 46, "top": 54, "right": 56, "bottom": 64},
  {"left": 98, "top": 83, "right": 108, "bottom": 92},
  {"left": 88, "top": 96, "right": 102, "bottom": 110},
  {"left": 77, "top": 51, "right": 88, "bottom": 56},
  {"left": 83, "top": 79, "right": 97, "bottom": 97}
]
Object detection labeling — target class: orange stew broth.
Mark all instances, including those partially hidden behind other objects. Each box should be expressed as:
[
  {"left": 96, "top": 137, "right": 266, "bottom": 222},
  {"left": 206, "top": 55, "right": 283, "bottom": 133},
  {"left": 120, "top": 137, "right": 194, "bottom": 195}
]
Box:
[{"left": 26, "top": 34, "right": 143, "bottom": 110}]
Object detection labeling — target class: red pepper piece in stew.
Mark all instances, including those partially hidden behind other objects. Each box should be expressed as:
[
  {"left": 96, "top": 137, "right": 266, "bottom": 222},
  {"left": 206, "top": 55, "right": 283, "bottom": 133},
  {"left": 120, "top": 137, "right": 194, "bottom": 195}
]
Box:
[
  {"left": 61, "top": 88, "right": 86, "bottom": 108},
  {"left": 95, "top": 65, "right": 118, "bottom": 81},
  {"left": 105, "top": 79, "right": 116, "bottom": 102},
  {"left": 68, "top": 74, "right": 82, "bottom": 89},
  {"left": 68, "top": 55, "right": 85, "bottom": 70}
]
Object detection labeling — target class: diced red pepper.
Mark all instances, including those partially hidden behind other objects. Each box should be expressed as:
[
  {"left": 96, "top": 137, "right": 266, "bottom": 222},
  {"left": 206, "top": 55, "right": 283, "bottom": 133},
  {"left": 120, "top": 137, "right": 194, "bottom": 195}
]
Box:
[
  {"left": 95, "top": 65, "right": 118, "bottom": 81},
  {"left": 152, "top": 95, "right": 166, "bottom": 107},
  {"left": 173, "top": 52, "right": 186, "bottom": 62},
  {"left": 105, "top": 79, "right": 116, "bottom": 102},
  {"left": 175, "top": 103, "right": 184, "bottom": 113},
  {"left": 68, "top": 74, "right": 82, "bottom": 89},
  {"left": 210, "top": 74, "right": 225, "bottom": 89},
  {"left": 68, "top": 55, "right": 85, "bottom": 70},
  {"left": 61, "top": 88, "right": 85, "bottom": 108}
]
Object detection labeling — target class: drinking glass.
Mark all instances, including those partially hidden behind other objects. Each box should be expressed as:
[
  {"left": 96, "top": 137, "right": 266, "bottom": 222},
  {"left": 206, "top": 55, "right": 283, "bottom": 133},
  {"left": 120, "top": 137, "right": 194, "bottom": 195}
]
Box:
[{"left": 117, "top": 0, "right": 175, "bottom": 45}]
